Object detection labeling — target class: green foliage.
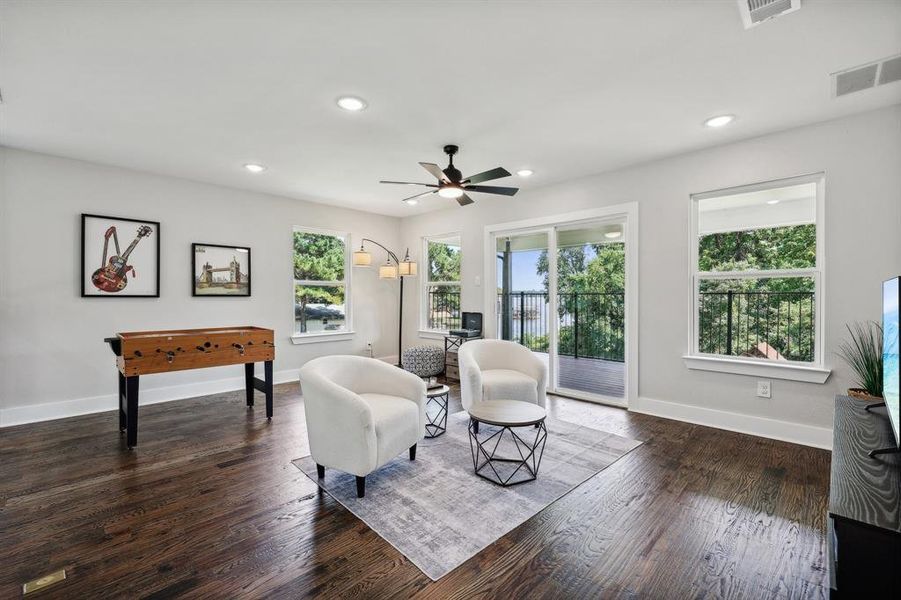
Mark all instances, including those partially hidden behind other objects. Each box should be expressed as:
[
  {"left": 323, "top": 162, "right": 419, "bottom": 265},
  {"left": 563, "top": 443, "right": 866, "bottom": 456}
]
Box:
[
  {"left": 428, "top": 240, "right": 461, "bottom": 282},
  {"left": 293, "top": 231, "right": 346, "bottom": 333},
  {"left": 698, "top": 224, "right": 815, "bottom": 272},
  {"left": 836, "top": 321, "right": 883, "bottom": 397},
  {"left": 533, "top": 243, "right": 626, "bottom": 360}
]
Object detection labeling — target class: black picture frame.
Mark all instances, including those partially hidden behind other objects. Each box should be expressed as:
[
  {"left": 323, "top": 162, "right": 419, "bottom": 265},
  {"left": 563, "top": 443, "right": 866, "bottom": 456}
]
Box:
[
  {"left": 191, "top": 243, "right": 252, "bottom": 297},
  {"left": 81, "top": 213, "right": 161, "bottom": 298}
]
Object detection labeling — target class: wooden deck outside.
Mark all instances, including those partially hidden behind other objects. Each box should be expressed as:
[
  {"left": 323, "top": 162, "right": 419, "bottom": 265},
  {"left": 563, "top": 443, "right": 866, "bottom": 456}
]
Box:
[{"left": 535, "top": 352, "right": 625, "bottom": 398}]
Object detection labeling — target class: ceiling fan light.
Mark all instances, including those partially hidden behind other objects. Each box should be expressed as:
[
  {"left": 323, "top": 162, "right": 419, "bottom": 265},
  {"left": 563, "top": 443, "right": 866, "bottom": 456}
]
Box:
[{"left": 438, "top": 186, "right": 464, "bottom": 199}]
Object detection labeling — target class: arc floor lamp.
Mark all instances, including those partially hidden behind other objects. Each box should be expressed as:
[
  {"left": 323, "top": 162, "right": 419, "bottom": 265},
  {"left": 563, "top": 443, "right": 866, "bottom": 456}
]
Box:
[{"left": 353, "top": 239, "right": 417, "bottom": 364}]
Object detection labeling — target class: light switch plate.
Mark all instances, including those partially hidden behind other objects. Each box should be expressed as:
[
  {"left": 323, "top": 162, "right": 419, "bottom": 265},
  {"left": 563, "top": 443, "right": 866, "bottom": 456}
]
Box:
[{"left": 757, "top": 380, "right": 772, "bottom": 398}]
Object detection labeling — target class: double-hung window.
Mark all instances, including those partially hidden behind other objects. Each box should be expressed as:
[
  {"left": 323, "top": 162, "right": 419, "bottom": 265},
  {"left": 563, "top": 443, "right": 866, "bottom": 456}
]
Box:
[
  {"left": 293, "top": 227, "right": 351, "bottom": 340},
  {"left": 687, "top": 174, "right": 828, "bottom": 381},
  {"left": 421, "top": 234, "right": 462, "bottom": 333}
]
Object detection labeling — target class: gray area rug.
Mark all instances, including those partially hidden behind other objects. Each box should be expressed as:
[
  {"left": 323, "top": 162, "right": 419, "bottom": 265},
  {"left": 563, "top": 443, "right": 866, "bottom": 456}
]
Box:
[{"left": 292, "top": 412, "right": 642, "bottom": 580}]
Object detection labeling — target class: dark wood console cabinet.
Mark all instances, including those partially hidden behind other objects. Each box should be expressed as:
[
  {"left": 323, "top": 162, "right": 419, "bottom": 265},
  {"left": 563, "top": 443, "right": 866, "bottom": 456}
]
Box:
[{"left": 828, "top": 395, "right": 901, "bottom": 597}]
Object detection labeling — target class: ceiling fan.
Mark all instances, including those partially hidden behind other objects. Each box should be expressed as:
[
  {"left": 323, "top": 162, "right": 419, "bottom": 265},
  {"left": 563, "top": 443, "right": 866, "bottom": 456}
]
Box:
[{"left": 380, "top": 145, "right": 519, "bottom": 206}]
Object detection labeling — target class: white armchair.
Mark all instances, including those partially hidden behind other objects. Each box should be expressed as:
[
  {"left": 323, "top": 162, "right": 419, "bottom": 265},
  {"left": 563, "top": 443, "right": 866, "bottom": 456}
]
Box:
[
  {"left": 458, "top": 339, "right": 548, "bottom": 412},
  {"left": 299, "top": 355, "right": 426, "bottom": 498}
]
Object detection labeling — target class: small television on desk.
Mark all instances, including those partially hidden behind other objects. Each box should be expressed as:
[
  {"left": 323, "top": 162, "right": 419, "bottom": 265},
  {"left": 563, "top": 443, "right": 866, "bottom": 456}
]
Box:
[{"left": 882, "top": 276, "right": 900, "bottom": 448}]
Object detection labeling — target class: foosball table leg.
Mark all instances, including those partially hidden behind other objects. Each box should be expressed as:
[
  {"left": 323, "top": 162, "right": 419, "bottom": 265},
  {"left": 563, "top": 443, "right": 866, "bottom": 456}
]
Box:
[
  {"left": 118, "top": 372, "right": 127, "bottom": 432},
  {"left": 244, "top": 363, "right": 255, "bottom": 407},
  {"left": 264, "top": 360, "right": 273, "bottom": 420},
  {"left": 125, "top": 375, "right": 140, "bottom": 448}
]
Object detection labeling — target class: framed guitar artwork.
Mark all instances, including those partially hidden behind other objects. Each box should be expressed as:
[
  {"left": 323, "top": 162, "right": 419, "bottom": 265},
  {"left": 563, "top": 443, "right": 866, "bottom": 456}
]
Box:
[{"left": 81, "top": 214, "right": 161, "bottom": 297}]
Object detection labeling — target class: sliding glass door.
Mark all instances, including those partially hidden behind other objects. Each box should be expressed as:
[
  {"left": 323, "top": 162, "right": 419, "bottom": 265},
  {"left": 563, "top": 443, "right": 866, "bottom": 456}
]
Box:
[
  {"left": 553, "top": 222, "right": 626, "bottom": 400},
  {"left": 493, "top": 218, "right": 629, "bottom": 405}
]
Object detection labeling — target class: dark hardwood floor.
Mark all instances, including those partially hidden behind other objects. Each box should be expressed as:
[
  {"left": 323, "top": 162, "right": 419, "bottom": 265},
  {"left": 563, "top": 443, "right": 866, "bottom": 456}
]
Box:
[{"left": 0, "top": 383, "right": 831, "bottom": 599}]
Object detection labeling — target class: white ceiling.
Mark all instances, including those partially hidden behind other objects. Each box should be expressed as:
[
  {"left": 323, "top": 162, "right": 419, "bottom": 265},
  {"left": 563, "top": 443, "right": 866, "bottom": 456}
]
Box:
[{"left": 1, "top": 0, "right": 900, "bottom": 217}]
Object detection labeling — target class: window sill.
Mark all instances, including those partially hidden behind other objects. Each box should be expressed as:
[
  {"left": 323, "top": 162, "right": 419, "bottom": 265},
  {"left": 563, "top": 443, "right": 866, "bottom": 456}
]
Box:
[
  {"left": 291, "top": 331, "right": 356, "bottom": 345},
  {"left": 682, "top": 355, "right": 831, "bottom": 383},
  {"left": 418, "top": 330, "right": 448, "bottom": 340}
]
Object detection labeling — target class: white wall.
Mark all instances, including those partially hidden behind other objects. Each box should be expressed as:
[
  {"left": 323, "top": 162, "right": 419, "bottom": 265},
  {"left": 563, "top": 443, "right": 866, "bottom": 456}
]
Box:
[
  {"left": 0, "top": 148, "right": 402, "bottom": 425},
  {"left": 399, "top": 106, "right": 901, "bottom": 446}
]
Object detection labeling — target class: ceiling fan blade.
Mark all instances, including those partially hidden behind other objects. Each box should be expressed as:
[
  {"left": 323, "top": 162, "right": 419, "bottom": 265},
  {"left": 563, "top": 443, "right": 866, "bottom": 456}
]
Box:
[
  {"left": 456, "top": 193, "right": 475, "bottom": 207},
  {"left": 402, "top": 190, "right": 437, "bottom": 202},
  {"left": 463, "top": 167, "right": 511, "bottom": 185},
  {"left": 419, "top": 162, "right": 450, "bottom": 183},
  {"left": 380, "top": 180, "right": 437, "bottom": 187},
  {"left": 464, "top": 185, "right": 519, "bottom": 196}
]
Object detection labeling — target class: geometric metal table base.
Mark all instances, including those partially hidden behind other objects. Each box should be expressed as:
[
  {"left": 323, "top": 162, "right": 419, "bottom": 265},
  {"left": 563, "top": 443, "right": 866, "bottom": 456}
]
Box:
[
  {"left": 425, "top": 387, "right": 449, "bottom": 438},
  {"left": 468, "top": 419, "right": 548, "bottom": 486}
]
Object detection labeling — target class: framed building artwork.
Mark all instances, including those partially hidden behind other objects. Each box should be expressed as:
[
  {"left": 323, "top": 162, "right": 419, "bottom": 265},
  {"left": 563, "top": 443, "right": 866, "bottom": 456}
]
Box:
[{"left": 192, "top": 243, "right": 251, "bottom": 296}]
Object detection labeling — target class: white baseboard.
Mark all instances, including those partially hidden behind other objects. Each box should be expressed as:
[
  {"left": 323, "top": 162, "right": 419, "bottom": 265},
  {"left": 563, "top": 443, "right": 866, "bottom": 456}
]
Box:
[
  {"left": 0, "top": 369, "right": 301, "bottom": 428},
  {"left": 630, "top": 396, "right": 832, "bottom": 450}
]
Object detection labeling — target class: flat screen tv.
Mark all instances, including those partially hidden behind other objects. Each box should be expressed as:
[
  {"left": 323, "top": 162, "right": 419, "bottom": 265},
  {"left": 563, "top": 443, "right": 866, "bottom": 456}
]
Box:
[{"left": 883, "top": 277, "right": 900, "bottom": 447}]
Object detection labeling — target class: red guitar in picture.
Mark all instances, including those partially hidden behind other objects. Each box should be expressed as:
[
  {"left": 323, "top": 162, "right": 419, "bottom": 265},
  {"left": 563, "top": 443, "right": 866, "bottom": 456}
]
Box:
[{"left": 91, "top": 225, "right": 153, "bottom": 293}]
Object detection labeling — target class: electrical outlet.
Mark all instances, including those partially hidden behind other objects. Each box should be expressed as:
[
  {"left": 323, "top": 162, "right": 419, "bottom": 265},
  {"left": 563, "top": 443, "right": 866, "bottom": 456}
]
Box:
[{"left": 757, "top": 380, "right": 772, "bottom": 398}]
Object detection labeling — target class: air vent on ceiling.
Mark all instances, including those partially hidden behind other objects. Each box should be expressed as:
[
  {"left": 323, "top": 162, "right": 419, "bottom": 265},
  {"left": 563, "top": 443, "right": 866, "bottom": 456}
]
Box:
[
  {"left": 738, "top": 0, "right": 800, "bottom": 29},
  {"left": 833, "top": 54, "right": 901, "bottom": 98}
]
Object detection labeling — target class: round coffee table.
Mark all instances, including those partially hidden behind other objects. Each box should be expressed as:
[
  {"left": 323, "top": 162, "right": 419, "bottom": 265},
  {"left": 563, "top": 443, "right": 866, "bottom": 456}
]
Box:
[
  {"left": 424, "top": 385, "right": 450, "bottom": 438},
  {"left": 467, "top": 400, "right": 548, "bottom": 487}
]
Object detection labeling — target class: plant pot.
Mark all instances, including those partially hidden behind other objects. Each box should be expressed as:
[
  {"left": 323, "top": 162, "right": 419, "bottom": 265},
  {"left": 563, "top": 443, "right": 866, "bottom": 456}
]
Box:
[{"left": 847, "top": 388, "right": 883, "bottom": 402}]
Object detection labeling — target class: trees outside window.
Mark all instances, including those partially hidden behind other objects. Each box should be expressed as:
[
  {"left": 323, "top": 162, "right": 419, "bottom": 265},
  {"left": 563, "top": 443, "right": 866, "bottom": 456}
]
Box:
[{"left": 293, "top": 228, "right": 350, "bottom": 335}]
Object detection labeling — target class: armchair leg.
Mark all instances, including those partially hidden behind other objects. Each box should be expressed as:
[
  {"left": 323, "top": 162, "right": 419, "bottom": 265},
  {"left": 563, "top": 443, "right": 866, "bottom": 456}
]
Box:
[
  {"left": 316, "top": 464, "right": 325, "bottom": 479},
  {"left": 356, "top": 476, "right": 366, "bottom": 498},
  {"left": 409, "top": 444, "right": 417, "bottom": 461}
]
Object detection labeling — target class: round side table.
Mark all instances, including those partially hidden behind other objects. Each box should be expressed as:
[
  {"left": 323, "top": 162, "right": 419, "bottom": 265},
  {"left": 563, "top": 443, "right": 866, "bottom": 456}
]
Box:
[
  {"left": 424, "top": 385, "right": 450, "bottom": 438},
  {"left": 467, "top": 400, "right": 547, "bottom": 486}
]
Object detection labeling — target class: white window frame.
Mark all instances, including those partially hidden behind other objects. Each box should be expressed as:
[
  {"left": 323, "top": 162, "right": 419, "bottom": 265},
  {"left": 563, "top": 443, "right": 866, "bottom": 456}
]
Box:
[
  {"left": 290, "top": 226, "right": 354, "bottom": 345},
  {"left": 684, "top": 173, "right": 830, "bottom": 383},
  {"left": 420, "top": 233, "right": 462, "bottom": 337}
]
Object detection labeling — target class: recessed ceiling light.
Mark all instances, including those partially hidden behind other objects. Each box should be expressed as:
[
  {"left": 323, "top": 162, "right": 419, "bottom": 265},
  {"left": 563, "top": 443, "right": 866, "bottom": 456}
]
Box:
[
  {"left": 243, "top": 163, "right": 266, "bottom": 173},
  {"left": 404, "top": 198, "right": 419, "bottom": 206},
  {"left": 438, "top": 186, "right": 464, "bottom": 199},
  {"left": 704, "top": 114, "right": 735, "bottom": 128},
  {"left": 517, "top": 169, "right": 534, "bottom": 177},
  {"left": 336, "top": 96, "right": 367, "bottom": 111},
  {"left": 767, "top": 199, "right": 780, "bottom": 205},
  {"left": 604, "top": 230, "right": 622, "bottom": 239}
]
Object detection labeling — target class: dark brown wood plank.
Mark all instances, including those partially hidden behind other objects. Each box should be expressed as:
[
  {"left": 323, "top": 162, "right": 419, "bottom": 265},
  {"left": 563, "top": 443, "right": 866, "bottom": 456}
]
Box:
[{"left": 0, "top": 381, "right": 831, "bottom": 599}]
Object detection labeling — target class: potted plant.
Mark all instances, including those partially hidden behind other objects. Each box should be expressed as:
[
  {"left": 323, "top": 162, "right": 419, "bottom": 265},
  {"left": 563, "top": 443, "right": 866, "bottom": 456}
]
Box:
[{"left": 836, "top": 321, "right": 883, "bottom": 401}]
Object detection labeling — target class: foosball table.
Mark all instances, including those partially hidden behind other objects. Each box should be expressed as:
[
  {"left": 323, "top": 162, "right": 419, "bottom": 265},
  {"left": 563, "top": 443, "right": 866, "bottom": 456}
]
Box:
[{"left": 104, "top": 326, "right": 275, "bottom": 448}]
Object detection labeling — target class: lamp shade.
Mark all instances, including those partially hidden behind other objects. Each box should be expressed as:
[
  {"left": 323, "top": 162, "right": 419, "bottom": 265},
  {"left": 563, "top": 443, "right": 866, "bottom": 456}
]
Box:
[
  {"left": 398, "top": 260, "right": 417, "bottom": 276},
  {"left": 353, "top": 249, "right": 372, "bottom": 266},
  {"left": 379, "top": 262, "right": 398, "bottom": 279}
]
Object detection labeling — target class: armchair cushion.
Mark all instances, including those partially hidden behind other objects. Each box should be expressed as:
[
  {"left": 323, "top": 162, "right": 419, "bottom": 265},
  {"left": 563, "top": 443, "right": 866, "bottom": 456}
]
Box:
[
  {"left": 359, "top": 393, "right": 421, "bottom": 465},
  {"left": 480, "top": 369, "right": 540, "bottom": 404}
]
